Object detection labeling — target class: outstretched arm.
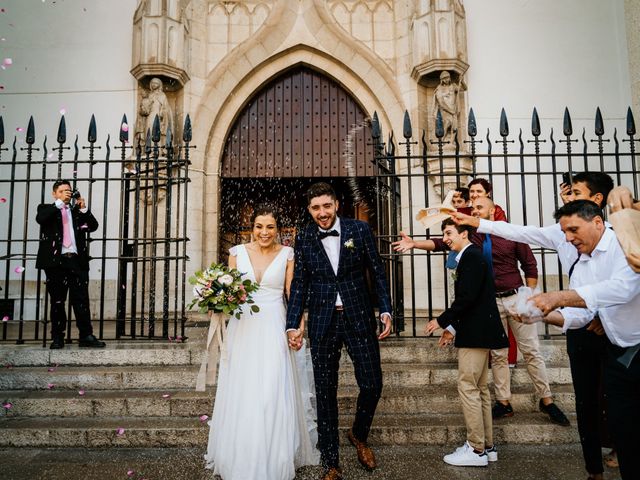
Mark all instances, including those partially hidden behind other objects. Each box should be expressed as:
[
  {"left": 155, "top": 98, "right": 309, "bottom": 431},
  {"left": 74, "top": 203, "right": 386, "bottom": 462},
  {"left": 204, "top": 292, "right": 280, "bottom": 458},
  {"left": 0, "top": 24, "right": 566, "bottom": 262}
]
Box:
[{"left": 392, "top": 231, "right": 438, "bottom": 253}]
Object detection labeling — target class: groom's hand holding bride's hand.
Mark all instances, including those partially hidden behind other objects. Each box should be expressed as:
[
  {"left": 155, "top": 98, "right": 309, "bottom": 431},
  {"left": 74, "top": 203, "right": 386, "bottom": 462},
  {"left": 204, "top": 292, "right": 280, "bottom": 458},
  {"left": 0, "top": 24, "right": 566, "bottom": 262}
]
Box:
[{"left": 287, "top": 329, "right": 303, "bottom": 351}]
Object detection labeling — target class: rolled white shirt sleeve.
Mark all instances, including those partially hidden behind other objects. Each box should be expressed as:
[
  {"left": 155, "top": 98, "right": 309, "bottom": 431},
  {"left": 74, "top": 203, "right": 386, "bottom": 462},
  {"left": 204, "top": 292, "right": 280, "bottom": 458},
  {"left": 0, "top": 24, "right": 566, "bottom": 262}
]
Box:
[{"left": 560, "top": 306, "right": 596, "bottom": 332}]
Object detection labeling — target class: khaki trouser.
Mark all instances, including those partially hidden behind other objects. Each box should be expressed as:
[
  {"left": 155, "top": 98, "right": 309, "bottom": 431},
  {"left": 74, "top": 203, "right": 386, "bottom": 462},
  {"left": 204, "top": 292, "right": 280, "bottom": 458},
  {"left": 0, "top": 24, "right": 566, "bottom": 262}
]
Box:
[
  {"left": 492, "top": 295, "right": 552, "bottom": 401},
  {"left": 458, "top": 348, "right": 493, "bottom": 451}
]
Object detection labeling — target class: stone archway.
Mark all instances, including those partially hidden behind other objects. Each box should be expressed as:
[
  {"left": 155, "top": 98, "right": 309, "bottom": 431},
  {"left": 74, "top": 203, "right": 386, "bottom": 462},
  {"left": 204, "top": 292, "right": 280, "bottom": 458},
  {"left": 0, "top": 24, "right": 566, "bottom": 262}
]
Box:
[{"left": 218, "top": 65, "right": 380, "bottom": 259}]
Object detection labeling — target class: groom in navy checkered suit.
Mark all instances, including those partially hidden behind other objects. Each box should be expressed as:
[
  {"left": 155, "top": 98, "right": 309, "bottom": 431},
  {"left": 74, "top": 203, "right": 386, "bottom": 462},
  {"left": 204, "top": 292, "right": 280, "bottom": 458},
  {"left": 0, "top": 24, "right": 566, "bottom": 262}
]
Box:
[{"left": 286, "top": 182, "right": 392, "bottom": 480}]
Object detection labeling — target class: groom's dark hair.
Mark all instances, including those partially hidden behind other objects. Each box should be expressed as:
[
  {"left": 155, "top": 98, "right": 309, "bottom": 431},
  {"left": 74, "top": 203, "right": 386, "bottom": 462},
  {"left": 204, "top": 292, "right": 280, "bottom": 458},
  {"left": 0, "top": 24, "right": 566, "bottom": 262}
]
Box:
[{"left": 306, "top": 182, "right": 337, "bottom": 205}]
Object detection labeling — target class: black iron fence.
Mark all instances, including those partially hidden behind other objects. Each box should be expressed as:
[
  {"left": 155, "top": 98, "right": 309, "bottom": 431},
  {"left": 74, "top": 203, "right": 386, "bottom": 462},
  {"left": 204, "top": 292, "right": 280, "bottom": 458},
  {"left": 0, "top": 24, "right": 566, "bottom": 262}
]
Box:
[
  {"left": 0, "top": 114, "right": 192, "bottom": 344},
  {"left": 371, "top": 106, "right": 639, "bottom": 337}
]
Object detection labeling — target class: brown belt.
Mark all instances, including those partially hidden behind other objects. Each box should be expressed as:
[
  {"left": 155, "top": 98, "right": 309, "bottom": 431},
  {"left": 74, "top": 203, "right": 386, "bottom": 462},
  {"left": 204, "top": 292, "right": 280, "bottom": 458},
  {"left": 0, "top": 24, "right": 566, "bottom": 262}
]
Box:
[{"left": 496, "top": 288, "right": 517, "bottom": 298}]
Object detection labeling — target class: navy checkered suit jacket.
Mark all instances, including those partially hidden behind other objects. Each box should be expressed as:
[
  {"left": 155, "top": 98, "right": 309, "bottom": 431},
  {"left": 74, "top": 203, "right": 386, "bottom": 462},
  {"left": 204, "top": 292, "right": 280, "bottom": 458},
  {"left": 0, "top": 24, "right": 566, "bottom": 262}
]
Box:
[{"left": 286, "top": 218, "right": 392, "bottom": 341}]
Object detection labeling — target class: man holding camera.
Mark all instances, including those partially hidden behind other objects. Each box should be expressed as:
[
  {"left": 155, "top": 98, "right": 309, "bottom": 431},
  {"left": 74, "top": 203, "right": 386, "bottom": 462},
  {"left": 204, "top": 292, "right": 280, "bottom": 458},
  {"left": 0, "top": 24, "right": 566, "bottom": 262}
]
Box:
[{"left": 36, "top": 179, "right": 105, "bottom": 349}]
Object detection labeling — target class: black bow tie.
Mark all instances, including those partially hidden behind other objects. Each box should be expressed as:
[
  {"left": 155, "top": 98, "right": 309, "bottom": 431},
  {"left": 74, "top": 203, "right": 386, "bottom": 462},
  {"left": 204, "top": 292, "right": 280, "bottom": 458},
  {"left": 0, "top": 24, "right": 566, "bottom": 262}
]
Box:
[{"left": 318, "top": 229, "right": 340, "bottom": 239}]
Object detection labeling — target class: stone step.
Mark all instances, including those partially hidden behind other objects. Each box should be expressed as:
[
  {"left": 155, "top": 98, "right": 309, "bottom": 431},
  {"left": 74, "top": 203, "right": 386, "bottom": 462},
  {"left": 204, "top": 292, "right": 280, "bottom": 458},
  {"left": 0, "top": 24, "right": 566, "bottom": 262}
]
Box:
[
  {"left": 1, "top": 337, "right": 569, "bottom": 367},
  {"left": 0, "top": 384, "right": 576, "bottom": 418},
  {"left": 0, "top": 362, "right": 574, "bottom": 391},
  {"left": 0, "top": 413, "right": 578, "bottom": 448},
  {"left": 0, "top": 343, "right": 195, "bottom": 367}
]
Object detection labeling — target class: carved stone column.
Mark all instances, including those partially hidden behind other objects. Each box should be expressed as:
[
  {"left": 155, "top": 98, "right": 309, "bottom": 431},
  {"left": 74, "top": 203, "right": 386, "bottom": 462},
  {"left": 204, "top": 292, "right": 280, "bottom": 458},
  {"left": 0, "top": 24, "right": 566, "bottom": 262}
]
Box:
[
  {"left": 410, "top": 0, "right": 472, "bottom": 197},
  {"left": 131, "top": 0, "right": 191, "bottom": 146}
]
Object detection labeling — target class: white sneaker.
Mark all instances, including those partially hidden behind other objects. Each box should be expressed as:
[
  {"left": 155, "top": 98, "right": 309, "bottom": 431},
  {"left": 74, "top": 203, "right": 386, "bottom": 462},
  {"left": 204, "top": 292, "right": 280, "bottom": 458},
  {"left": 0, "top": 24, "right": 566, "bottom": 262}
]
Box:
[
  {"left": 443, "top": 441, "right": 489, "bottom": 467},
  {"left": 485, "top": 445, "right": 498, "bottom": 462}
]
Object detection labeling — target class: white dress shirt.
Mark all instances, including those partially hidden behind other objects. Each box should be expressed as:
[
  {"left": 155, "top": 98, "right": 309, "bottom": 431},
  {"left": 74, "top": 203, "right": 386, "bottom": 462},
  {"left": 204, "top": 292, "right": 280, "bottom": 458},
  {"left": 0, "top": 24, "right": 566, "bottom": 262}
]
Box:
[
  {"left": 319, "top": 217, "right": 343, "bottom": 307},
  {"left": 478, "top": 219, "right": 640, "bottom": 347}
]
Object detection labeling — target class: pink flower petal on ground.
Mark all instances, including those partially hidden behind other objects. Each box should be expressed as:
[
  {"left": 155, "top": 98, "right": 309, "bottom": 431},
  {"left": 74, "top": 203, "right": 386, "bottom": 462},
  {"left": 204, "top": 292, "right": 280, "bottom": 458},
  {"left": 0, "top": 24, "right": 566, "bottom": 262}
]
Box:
[
  {"left": 47, "top": 383, "right": 55, "bottom": 389},
  {"left": 14, "top": 266, "right": 25, "bottom": 274},
  {"left": 47, "top": 366, "right": 56, "bottom": 372},
  {"left": 121, "top": 123, "right": 129, "bottom": 132},
  {"left": 78, "top": 390, "right": 85, "bottom": 396},
  {"left": 126, "top": 470, "right": 135, "bottom": 477},
  {"left": 2, "top": 316, "right": 9, "bottom": 322},
  {"left": 199, "top": 414, "right": 209, "bottom": 422},
  {"left": 2, "top": 402, "right": 12, "bottom": 410},
  {"left": 116, "top": 427, "right": 125, "bottom": 436},
  {"left": 5, "top": 364, "right": 13, "bottom": 369},
  {"left": 162, "top": 393, "right": 171, "bottom": 399},
  {"left": 168, "top": 336, "right": 174, "bottom": 343}
]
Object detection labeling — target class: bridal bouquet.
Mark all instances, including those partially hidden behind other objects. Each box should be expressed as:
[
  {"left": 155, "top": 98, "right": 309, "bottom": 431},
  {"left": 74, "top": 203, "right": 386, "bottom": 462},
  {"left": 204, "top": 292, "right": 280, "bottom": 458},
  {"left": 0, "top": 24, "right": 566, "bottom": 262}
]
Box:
[{"left": 188, "top": 263, "right": 260, "bottom": 318}]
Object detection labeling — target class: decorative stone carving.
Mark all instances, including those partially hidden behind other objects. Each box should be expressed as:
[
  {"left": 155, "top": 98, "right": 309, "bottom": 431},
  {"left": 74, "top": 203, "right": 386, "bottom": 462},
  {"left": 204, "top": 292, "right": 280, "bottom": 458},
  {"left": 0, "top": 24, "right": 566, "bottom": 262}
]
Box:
[
  {"left": 432, "top": 70, "right": 463, "bottom": 142},
  {"left": 328, "top": 0, "right": 395, "bottom": 68},
  {"left": 410, "top": 0, "right": 469, "bottom": 82},
  {"left": 135, "top": 77, "right": 174, "bottom": 146},
  {"left": 131, "top": 0, "right": 191, "bottom": 87},
  {"left": 206, "top": 1, "right": 274, "bottom": 74}
]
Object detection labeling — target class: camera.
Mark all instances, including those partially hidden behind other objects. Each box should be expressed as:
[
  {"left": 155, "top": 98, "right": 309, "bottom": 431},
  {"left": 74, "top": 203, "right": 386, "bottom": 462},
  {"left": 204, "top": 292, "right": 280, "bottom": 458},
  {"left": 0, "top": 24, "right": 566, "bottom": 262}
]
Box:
[{"left": 70, "top": 189, "right": 81, "bottom": 208}]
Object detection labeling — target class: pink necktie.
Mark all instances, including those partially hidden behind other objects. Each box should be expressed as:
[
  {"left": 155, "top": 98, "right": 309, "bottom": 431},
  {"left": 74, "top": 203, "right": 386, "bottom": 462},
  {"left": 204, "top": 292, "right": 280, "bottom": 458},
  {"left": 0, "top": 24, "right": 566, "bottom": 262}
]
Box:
[{"left": 62, "top": 205, "right": 72, "bottom": 248}]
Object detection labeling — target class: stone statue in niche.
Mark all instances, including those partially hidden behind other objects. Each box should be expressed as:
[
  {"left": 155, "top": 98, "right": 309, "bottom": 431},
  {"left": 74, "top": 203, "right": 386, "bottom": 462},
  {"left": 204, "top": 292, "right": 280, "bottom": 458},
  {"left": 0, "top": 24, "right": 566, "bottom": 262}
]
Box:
[
  {"left": 432, "top": 70, "right": 463, "bottom": 142},
  {"left": 135, "top": 77, "right": 173, "bottom": 146}
]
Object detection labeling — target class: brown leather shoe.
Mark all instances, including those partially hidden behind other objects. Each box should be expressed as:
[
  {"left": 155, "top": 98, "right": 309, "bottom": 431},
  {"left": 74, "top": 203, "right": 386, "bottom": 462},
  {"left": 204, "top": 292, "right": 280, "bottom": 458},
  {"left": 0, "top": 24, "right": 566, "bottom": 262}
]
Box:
[
  {"left": 321, "top": 467, "right": 343, "bottom": 480},
  {"left": 347, "top": 429, "right": 377, "bottom": 470}
]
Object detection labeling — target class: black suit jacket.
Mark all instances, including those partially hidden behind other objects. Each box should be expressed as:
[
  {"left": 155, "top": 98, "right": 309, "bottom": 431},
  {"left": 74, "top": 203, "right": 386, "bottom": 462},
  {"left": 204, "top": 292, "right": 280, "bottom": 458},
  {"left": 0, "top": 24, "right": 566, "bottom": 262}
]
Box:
[
  {"left": 35, "top": 203, "right": 99, "bottom": 271},
  {"left": 286, "top": 218, "right": 392, "bottom": 341},
  {"left": 437, "top": 244, "right": 508, "bottom": 350}
]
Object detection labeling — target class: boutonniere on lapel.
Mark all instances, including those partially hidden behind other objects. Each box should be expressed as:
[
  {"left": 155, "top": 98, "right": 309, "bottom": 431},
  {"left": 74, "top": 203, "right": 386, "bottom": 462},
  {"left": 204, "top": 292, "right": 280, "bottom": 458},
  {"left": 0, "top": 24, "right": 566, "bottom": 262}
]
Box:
[
  {"left": 451, "top": 269, "right": 458, "bottom": 281},
  {"left": 343, "top": 238, "right": 355, "bottom": 251}
]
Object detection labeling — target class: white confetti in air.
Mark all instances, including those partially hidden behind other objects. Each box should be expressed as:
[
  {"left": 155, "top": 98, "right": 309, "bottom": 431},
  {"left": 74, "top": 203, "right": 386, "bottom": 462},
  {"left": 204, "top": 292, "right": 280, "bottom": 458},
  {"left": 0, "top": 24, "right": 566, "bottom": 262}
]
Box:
[
  {"left": 121, "top": 123, "right": 129, "bottom": 132},
  {"left": 2, "top": 58, "right": 12, "bottom": 67},
  {"left": 59, "top": 108, "right": 66, "bottom": 115},
  {"left": 14, "top": 266, "right": 25, "bottom": 274}
]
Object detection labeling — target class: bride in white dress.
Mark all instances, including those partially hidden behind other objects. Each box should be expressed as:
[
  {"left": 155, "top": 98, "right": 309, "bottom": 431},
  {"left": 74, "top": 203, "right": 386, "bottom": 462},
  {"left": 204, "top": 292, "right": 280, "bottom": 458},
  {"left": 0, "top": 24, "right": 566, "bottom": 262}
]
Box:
[{"left": 205, "top": 205, "right": 319, "bottom": 479}]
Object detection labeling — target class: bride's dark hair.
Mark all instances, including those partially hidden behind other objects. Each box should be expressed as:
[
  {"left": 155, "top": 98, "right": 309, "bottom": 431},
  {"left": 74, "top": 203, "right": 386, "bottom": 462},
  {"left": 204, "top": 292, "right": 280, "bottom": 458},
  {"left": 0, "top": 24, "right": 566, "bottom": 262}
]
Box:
[{"left": 250, "top": 203, "right": 279, "bottom": 228}]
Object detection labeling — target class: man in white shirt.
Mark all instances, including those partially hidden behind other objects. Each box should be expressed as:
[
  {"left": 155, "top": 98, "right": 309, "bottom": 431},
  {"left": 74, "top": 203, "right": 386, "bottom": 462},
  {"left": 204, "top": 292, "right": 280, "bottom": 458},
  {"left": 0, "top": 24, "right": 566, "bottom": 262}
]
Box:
[{"left": 453, "top": 200, "right": 640, "bottom": 480}]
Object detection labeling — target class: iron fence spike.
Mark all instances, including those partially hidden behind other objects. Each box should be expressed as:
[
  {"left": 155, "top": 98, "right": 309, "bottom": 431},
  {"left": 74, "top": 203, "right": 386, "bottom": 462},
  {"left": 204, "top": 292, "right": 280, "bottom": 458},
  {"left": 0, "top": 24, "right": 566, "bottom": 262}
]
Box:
[
  {"left": 626, "top": 107, "right": 636, "bottom": 136},
  {"left": 403, "top": 110, "right": 412, "bottom": 139},
  {"left": 499, "top": 108, "right": 509, "bottom": 137},
  {"left": 88, "top": 114, "right": 97, "bottom": 143},
  {"left": 435, "top": 109, "right": 444, "bottom": 138},
  {"left": 183, "top": 114, "right": 192, "bottom": 142},
  {"left": 531, "top": 107, "right": 541, "bottom": 136},
  {"left": 26, "top": 116, "right": 36, "bottom": 145},
  {"left": 563, "top": 107, "right": 573, "bottom": 136},
  {"left": 0, "top": 116, "right": 4, "bottom": 146},
  {"left": 120, "top": 114, "right": 129, "bottom": 142},
  {"left": 152, "top": 115, "right": 161, "bottom": 143},
  {"left": 468, "top": 108, "right": 477, "bottom": 137},
  {"left": 145, "top": 129, "right": 151, "bottom": 153},
  {"left": 595, "top": 107, "right": 604, "bottom": 136},
  {"left": 57, "top": 115, "right": 66, "bottom": 144},
  {"left": 371, "top": 112, "right": 380, "bottom": 139}
]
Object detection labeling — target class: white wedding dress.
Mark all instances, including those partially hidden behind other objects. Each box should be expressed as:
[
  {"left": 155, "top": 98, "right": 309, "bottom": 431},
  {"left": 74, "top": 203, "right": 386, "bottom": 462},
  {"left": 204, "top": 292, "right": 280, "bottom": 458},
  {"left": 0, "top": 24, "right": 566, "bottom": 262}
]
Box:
[{"left": 205, "top": 244, "right": 319, "bottom": 479}]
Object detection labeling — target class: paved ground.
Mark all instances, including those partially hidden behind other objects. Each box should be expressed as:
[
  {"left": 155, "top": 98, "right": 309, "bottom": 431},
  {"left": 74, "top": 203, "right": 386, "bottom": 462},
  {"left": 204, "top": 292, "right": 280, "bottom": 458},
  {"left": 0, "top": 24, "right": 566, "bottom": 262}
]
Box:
[{"left": 0, "top": 444, "right": 621, "bottom": 480}]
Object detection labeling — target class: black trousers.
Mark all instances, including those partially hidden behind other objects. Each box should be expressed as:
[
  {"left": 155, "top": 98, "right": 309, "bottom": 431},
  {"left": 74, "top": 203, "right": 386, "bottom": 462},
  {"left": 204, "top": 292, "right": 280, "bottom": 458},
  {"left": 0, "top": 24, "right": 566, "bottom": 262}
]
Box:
[
  {"left": 604, "top": 341, "right": 640, "bottom": 480},
  {"left": 44, "top": 256, "right": 93, "bottom": 340},
  {"left": 310, "top": 310, "right": 383, "bottom": 469},
  {"left": 566, "top": 327, "right": 607, "bottom": 475}
]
